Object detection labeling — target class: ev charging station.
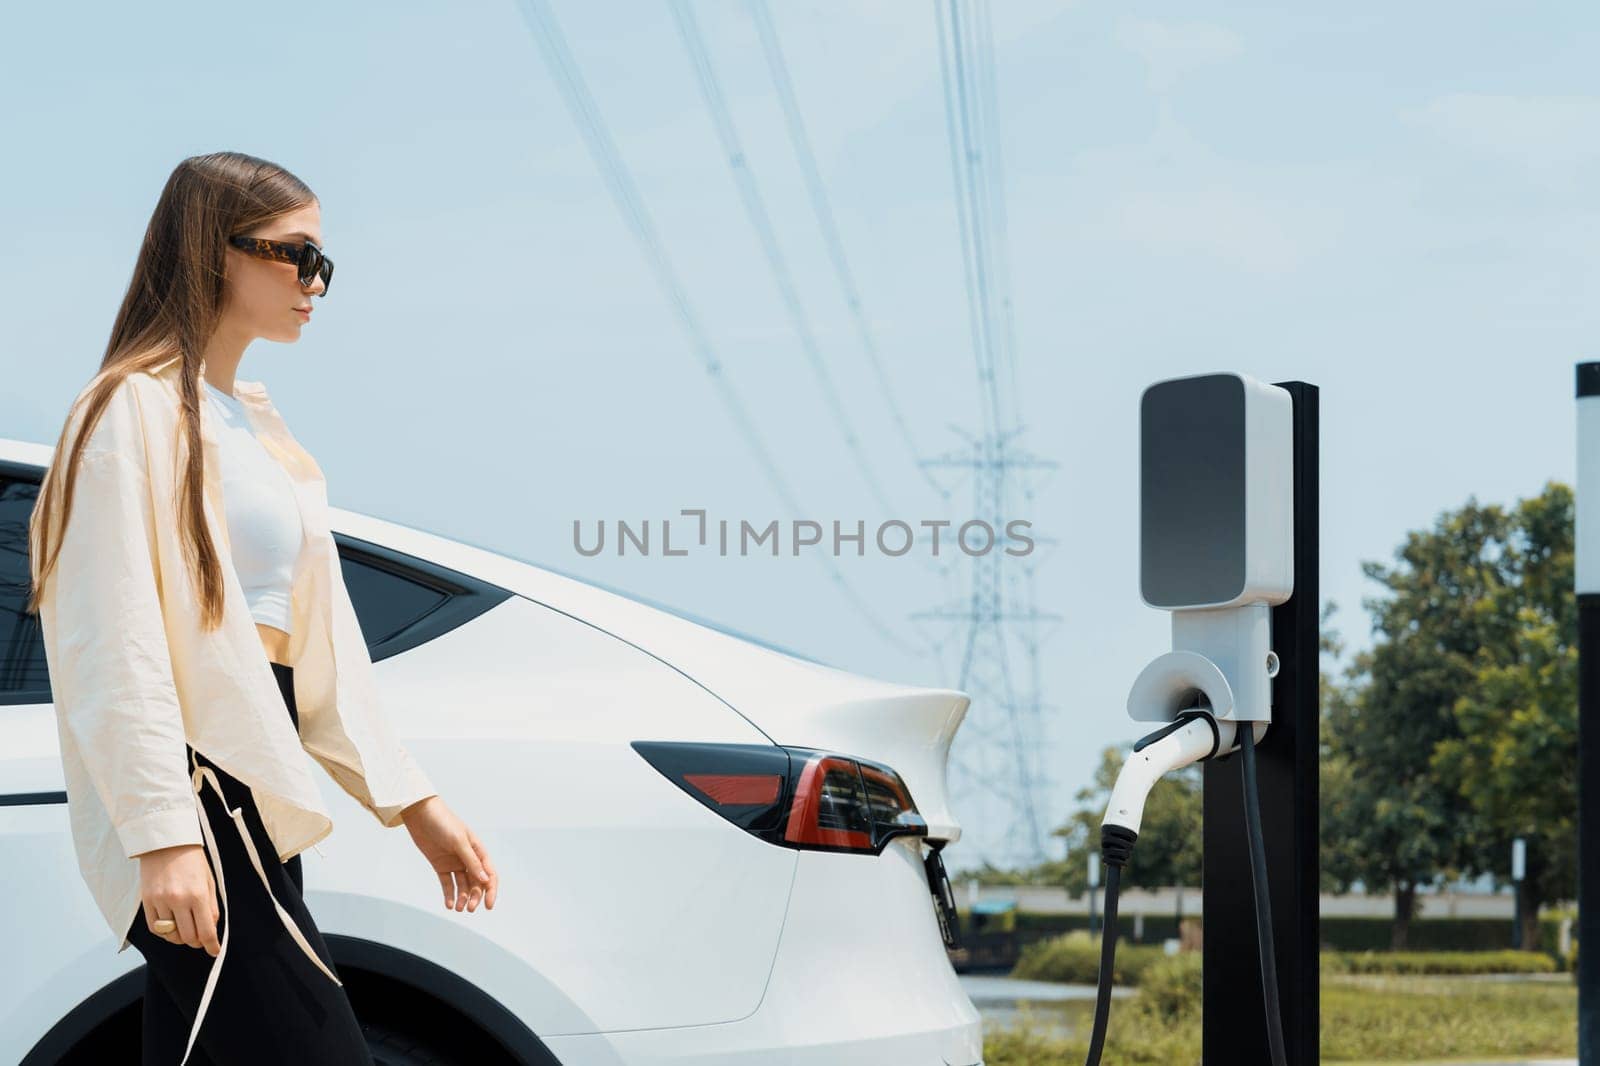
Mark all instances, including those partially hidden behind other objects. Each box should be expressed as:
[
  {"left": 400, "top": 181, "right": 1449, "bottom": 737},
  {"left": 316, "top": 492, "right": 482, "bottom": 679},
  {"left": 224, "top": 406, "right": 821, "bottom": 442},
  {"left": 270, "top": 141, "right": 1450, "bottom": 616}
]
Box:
[
  {"left": 1578, "top": 362, "right": 1598, "bottom": 1066},
  {"left": 1083, "top": 372, "right": 1319, "bottom": 1066}
]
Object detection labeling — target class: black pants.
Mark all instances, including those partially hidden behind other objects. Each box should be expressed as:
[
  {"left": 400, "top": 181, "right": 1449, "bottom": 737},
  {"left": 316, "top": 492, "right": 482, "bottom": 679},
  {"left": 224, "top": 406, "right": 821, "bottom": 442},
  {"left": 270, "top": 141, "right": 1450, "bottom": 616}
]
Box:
[{"left": 125, "top": 661, "right": 374, "bottom": 1066}]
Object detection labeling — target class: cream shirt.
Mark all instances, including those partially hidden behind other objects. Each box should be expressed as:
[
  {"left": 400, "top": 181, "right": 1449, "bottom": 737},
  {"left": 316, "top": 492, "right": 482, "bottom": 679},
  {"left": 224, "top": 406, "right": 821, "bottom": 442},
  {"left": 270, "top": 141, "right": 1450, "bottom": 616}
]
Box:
[{"left": 31, "top": 353, "right": 437, "bottom": 1023}]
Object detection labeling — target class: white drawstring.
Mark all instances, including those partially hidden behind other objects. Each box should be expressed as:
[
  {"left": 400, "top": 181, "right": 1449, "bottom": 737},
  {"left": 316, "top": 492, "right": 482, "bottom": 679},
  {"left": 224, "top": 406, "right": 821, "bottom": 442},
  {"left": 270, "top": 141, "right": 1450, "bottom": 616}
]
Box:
[{"left": 176, "top": 750, "right": 341, "bottom": 1066}]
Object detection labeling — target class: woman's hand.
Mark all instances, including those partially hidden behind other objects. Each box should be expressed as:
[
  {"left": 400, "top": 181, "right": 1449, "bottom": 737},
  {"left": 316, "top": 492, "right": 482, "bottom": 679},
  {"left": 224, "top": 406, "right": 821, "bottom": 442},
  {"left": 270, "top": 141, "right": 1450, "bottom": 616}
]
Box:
[
  {"left": 137, "top": 843, "right": 221, "bottom": 956},
  {"left": 399, "top": 796, "right": 498, "bottom": 913}
]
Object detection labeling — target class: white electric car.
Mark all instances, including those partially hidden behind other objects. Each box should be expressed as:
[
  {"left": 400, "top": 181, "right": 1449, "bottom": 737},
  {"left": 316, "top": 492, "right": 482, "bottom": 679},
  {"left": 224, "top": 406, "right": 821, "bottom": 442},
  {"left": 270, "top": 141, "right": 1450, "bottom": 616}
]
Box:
[{"left": 0, "top": 436, "right": 983, "bottom": 1066}]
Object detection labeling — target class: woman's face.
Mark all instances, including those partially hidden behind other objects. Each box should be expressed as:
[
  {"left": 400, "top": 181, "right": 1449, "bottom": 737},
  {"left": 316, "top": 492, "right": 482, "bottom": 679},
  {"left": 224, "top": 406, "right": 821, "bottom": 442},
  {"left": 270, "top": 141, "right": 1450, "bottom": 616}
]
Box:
[{"left": 221, "top": 202, "right": 327, "bottom": 343}]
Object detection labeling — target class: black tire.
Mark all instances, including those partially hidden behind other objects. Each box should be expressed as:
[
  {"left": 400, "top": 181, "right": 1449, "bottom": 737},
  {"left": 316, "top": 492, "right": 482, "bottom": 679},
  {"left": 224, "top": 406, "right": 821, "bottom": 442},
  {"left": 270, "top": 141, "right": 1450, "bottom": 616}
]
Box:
[{"left": 362, "top": 1018, "right": 462, "bottom": 1066}]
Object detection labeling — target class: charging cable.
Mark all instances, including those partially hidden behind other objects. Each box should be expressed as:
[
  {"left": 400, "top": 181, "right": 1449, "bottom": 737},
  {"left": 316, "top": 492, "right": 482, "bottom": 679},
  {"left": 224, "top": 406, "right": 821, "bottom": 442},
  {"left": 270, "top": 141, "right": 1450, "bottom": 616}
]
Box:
[
  {"left": 1080, "top": 711, "right": 1291, "bottom": 1066},
  {"left": 1240, "top": 718, "right": 1289, "bottom": 1066},
  {"left": 1083, "top": 822, "right": 1134, "bottom": 1066},
  {"left": 1082, "top": 710, "right": 1229, "bottom": 1066}
]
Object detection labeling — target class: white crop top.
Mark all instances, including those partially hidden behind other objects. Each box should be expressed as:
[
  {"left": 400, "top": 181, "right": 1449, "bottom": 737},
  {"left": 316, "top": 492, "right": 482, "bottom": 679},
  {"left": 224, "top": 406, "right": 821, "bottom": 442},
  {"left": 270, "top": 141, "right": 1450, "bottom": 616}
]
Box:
[{"left": 202, "top": 378, "right": 304, "bottom": 632}]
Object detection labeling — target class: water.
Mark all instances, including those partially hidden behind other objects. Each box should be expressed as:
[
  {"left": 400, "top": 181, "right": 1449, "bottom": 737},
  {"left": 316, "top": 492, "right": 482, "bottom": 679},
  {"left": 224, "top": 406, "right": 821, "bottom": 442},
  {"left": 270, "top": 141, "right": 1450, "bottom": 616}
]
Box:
[{"left": 958, "top": 973, "right": 1132, "bottom": 1041}]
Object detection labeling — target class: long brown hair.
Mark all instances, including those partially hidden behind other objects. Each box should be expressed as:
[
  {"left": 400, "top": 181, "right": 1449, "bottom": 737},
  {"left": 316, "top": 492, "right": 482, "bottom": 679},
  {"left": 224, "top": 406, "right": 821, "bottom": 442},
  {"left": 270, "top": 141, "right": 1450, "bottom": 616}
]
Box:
[{"left": 26, "top": 151, "right": 318, "bottom": 630}]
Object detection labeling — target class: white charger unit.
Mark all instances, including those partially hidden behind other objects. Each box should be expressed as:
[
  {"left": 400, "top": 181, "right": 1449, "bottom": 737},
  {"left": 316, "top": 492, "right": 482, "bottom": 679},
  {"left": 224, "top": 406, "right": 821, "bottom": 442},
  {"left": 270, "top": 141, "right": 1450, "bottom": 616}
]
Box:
[{"left": 1129, "top": 371, "right": 1295, "bottom": 725}]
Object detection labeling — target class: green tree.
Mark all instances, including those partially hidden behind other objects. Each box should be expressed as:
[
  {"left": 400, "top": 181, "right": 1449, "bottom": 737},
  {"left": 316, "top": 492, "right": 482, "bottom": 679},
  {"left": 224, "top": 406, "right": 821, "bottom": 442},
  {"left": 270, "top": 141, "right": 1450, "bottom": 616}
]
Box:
[
  {"left": 1325, "top": 500, "right": 1516, "bottom": 947},
  {"left": 1433, "top": 482, "right": 1578, "bottom": 948},
  {"left": 1319, "top": 602, "right": 1359, "bottom": 895}
]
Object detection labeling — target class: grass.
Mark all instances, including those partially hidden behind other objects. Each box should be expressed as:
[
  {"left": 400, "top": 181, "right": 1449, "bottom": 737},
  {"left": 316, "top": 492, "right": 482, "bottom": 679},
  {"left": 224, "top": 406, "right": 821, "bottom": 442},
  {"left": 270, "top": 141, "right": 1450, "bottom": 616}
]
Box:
[
  {"left": 982, "top": 999, "right": 1199, "bottom": 1066},
  {"left": 1321, "top": 974, "right": 1577, "bottom": 1062},
  {"left": 980, "top": 967, "right": 1577, "bottom": 1064}
]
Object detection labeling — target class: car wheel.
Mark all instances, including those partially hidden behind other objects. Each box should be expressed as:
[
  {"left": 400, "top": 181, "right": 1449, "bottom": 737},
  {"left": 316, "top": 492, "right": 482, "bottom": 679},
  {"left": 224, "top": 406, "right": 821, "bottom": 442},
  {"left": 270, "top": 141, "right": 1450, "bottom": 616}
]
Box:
[{"left": 363, "top": 1018, "right": 461, "bottom": 1066}]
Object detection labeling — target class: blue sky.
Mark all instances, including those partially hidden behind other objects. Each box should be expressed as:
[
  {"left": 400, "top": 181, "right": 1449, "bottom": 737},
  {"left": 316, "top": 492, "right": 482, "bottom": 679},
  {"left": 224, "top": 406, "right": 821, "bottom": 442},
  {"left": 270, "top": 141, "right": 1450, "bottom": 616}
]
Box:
[{"left": 3, "top": 2, "right": 1596, "bottom": 874}]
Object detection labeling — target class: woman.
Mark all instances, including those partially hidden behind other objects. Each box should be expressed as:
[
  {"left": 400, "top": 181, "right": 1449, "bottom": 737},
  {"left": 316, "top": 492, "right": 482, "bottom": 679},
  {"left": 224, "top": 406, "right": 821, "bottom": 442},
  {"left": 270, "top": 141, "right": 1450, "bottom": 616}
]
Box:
[{"left": 25, "top": 151, "right": 500, "bottom": 1066}]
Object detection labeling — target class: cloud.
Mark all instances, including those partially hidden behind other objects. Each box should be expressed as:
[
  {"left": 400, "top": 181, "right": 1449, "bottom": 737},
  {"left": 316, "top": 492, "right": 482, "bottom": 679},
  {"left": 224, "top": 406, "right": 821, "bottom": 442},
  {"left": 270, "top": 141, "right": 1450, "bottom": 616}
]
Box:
[
  {"left": 1040, "top": 123, "right": 1352, "bottom": 275},
  {"left": 1117, "top": 18, "right": 1244, "bottom": 93},
  {"left": 1405, "top": 93, "right": 1600, "bottom": 174}
]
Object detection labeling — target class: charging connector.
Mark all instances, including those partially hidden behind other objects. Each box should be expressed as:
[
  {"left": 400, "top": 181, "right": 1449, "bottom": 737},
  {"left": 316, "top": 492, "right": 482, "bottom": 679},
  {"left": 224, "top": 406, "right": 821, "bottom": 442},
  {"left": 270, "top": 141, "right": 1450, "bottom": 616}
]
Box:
[
  {"left": 1083, "top": 712, "right": 1238, "bottom": 1066},
  {"left": 1081, "top": 712, "right": 1290, "bottom": 1066},
  {"left": 1103, "top": 711, "right": 1230, "bottom": 837}
]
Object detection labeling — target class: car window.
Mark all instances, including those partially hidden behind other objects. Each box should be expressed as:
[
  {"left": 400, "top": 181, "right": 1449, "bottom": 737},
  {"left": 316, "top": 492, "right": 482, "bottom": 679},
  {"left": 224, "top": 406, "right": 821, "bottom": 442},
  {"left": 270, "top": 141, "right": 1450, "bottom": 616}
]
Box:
[
  {"left": 0, "top": 461, "right": 512, "bottom": 700},
  {"left": 0, "top": 468, "right": 48, "bottom": 703},
  {"left": 337, "top": 549, "right": 451, "bottom": 646},
  {"left": 334, "top": 535, "right": 513, "bottom": 662}
]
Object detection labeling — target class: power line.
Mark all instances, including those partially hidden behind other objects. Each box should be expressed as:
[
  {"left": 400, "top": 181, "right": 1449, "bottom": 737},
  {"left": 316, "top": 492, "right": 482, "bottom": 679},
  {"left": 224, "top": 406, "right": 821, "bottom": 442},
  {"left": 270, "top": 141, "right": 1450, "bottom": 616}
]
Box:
[
  {"left": 928, "top": 0, "right": 1059, "bottom": 869},
  {"left": 972, "top": 0, "right": 1025, "bottom": 448},
  {"left": 513, "top": 0, "right": 924, "bottom": 658},
  {"left": 739, "top": 0, "right": 969, "bottom": 678},
  {"left": 935, "top": 0, "right": 1007, "bottom": 440},
  {"left": 667, "top": 0, "right": 902, "bottom": 519},
  {"left": 744, "top": 0, "right": 947, "bottom": 501},
  {"left": 965, "top": 1, "right": 1058, "bottom": 860}
]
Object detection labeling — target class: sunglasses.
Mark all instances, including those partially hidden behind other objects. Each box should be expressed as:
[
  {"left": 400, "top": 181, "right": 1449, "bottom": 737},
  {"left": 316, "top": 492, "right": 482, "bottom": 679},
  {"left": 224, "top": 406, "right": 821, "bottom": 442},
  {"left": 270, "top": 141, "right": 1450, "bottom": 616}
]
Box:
[{"left": 227, "top": 235, "right": 335, "bottom": 296}]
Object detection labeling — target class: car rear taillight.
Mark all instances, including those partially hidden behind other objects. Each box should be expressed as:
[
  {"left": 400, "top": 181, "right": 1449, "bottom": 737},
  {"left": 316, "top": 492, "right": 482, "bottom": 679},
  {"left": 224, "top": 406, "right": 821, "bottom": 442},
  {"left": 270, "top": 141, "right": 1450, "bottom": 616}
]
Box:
[{"left": 630, "top": 741, "right": 929, "bottom": 855}]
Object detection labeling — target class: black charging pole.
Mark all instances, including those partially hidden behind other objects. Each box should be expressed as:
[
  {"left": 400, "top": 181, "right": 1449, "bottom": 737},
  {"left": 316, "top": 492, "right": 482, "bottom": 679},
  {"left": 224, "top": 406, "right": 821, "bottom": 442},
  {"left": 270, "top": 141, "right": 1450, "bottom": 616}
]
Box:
[
  {"left": 1202, "top": 380, "right": 1319, "bottom": 1065},
  {"left": 1577, "top": 362, "right": 1599, "bottom": 1065}
]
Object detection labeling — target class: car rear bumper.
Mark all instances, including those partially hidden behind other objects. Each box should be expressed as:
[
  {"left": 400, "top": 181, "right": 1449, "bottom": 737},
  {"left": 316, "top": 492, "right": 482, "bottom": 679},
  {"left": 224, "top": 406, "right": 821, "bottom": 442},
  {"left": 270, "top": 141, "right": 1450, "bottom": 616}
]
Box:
[{"left": 543, "top": 840, "right": 984, "bottom": 1065}]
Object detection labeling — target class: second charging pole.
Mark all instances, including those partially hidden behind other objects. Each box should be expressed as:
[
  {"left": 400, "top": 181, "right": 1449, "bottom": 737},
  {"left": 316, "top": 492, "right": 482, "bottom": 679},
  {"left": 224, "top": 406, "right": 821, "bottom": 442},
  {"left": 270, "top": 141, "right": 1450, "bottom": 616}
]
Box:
[{"left": 1577, "top": 362, "right": 1598, "bottom": 1065}]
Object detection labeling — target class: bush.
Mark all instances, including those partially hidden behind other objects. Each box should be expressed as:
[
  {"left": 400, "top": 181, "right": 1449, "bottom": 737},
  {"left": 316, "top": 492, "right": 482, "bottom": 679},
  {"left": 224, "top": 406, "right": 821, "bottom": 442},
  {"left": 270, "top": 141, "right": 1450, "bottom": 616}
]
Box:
[
  {"left": 1133, "top": 951, "right": 1202, "bottom": 1024},
  {"left": 1317, "top": 914, "right": 1570, "bottom": 953},
  {"left": 1011, "top": 930, "right": 1168, "bottom": 984},
  {"left": 1321, "top": 949, "right": 1558, "bottom": 975}
]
